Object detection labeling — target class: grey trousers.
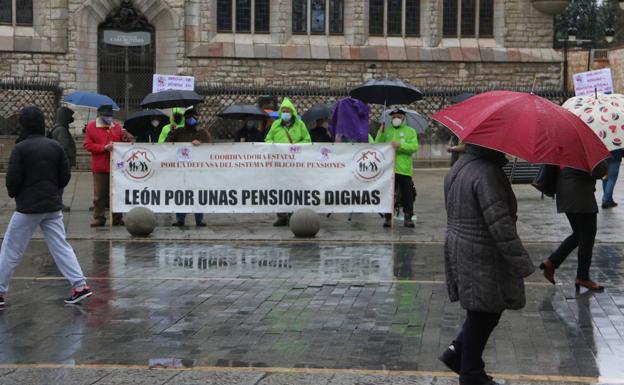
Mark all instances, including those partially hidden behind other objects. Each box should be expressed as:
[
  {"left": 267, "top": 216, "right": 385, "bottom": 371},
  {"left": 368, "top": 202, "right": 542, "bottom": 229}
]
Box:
[{"left": 0, "top": 211, "right": 87, "bottom": 293}]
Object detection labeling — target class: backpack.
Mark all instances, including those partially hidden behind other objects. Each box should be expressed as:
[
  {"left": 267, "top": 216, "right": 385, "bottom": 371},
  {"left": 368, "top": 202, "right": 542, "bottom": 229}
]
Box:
[{"left": 531, "top": 164, "right": 559, "bottom": 197}]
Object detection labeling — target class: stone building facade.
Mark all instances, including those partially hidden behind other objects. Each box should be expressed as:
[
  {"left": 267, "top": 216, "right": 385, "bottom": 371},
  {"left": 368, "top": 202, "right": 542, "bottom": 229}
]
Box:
[{"left": 0, "top": 0, "right": 562, "bottom": 105}]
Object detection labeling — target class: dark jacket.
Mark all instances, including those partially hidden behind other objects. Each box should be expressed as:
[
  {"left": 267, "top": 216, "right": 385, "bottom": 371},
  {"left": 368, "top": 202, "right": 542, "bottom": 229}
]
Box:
[
  {"left": 49, "top": 107, "right": 76, "bottom": 167},
  {"left": 309, "top": 126, "right": 332, "bottom": 143},
  {"left": 166, "top": 125, "right": 211, "bottom": 143},
  {"left": 7, "top": 106, "right": 70, "bottom": 214},
  {"left": 555, "top": 163, "right": 608, "bottom": 214},
  {"left": 443, "top": 145, "right": 535, "bottom": 313},
  {"left": 235, "top": 125, "right": 265, "bottom": 143}
]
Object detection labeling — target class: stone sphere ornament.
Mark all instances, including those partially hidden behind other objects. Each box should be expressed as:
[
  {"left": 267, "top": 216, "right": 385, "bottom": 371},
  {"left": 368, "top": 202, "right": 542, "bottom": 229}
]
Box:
[
  {"left": 289, "top": 208, "right": 321, "bottom": 238},
  {"left": 125, "top": 207, "right": 156, "bottom": 237}
]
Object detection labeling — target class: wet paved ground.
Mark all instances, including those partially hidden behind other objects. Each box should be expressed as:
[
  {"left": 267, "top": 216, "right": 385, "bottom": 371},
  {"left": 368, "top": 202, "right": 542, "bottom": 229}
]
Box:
[{"left": 0, "top": 170, "right": 622, "bottom": 384}]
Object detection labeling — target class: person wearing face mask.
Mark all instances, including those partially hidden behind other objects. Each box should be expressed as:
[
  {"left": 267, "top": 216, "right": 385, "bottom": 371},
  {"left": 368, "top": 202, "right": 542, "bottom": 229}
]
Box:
[
  {"left": 235, "top": 119, "right": 266, "bottom": 143},
  {"left": 375, "top": 108, "right": 419, "bottom": 228},
  {"left": 167, "top": 108, "right": 211, "bottom": 227},
  {"left": 84, "top": 104, "right": 132, "bottom": 227},
  {"left": 309, "top": 119, "right": 332, "bottom": 143},
  {"left": 158, "top": 107, "right": 186, "bottom": 143},
  {"left": 265, "top": 98, "right": 311, "bottom": 226},
  {"left": 48, "top": 106, "right": 76, "bottom": 212}
]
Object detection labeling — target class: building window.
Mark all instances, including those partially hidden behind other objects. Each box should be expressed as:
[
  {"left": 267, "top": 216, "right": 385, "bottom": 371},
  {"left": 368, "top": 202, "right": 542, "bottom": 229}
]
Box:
[
  {"left": 0, "top": 0, "right": 33, "bottom": 26},
  {"left": 443, "top": 0, "right": 493, "bottom": 38},
  {"left": 217, "top": 0, "right": 270, "bottom": 33},
  {"left": 369, "top": 0, "right": 420, "bottom": 37},
  {"left": 292, "top": 0, "right": 344, "bottom": 35}
]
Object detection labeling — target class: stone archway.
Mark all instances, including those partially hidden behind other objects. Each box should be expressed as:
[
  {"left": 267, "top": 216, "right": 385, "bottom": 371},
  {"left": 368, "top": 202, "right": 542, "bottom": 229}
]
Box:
[{"left": 72, "top": 0, "right": 181, "bottom": 93}]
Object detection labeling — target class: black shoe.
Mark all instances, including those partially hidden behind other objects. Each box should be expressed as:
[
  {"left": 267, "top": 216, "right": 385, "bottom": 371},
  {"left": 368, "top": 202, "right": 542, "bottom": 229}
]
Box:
[
  {"left": 172, "top": 222, "right": 185, "bottom": 227},
  {"left": 273, "top": 217, "right": 288, "bottom": 227},
  {"left": 602, "top": 201, "right": 618, "bottom": 209},
  {"left": 0, "top": 296, "right": 4, "bottom": 307},
  {"left": 404, "top": 217, "right": 415, "bottom": 228},
  {"left": 383, "top": 219, "right": 391, "bottom": 228},
  {"left": 439, "top": 345, "right": 460, "bottom": 374},
  {"left": 196, "top": 222, "right": 207, "bottom": 227},
  {"left": 64, "top": 286, "right": 92, "bottom": 304},
  {"left": 62, "top": 205, "right": 71, "bottom": 212}
]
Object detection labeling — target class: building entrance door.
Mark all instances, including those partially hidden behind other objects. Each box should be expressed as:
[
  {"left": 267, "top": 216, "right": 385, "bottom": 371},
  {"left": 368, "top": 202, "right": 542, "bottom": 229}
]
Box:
[{"left": 98, "top": 1, "right": 154, "bottom": 120}]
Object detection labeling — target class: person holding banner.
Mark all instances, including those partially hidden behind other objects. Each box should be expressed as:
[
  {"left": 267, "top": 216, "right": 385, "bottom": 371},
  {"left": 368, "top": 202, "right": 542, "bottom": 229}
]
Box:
[
  {"left": 84, "top": 105, "right": 132, "bottom": 227},
  {"left": 265, "top": 98, "right": 311, "bottom": 226},
  {"left": 375, "top": 108, "right": 419, "bottom": 228},
  {"left": 167, "top": 108, "right": 211, "bottom": 227},
  {"left": 158, "top": 107, "right": 186, "bottom": 143}
]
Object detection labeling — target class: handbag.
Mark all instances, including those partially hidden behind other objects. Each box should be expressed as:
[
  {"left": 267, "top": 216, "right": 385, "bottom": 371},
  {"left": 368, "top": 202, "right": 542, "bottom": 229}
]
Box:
[{"left": 531, "top": 164, "right": 559, "bottom": 197}]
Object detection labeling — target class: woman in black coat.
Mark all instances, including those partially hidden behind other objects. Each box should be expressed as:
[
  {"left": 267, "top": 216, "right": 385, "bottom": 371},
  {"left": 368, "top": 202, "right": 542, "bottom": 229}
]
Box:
[{"left": 540, "top": 164, "right": 608, "bottom": 291}]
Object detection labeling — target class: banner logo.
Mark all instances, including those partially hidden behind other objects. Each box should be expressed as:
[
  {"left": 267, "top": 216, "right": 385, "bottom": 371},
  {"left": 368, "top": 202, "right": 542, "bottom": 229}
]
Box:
[
  {"left": 353, "top": 148, "right": 385, "bottom": 181},
  {"left": 121, "top": 147, "right": 155, "bottom": 181}
]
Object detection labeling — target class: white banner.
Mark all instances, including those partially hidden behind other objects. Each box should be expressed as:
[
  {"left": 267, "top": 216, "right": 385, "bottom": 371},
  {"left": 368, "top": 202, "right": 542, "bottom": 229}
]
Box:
[
  {"left": 111, "top": 143, "right": 395, "bottom": 213},
  {"left": 573, "top": 68, "right": 614, "bottom": 97},
  {"left": 152, "top": 74, "right": 195, "bottom": 93}
]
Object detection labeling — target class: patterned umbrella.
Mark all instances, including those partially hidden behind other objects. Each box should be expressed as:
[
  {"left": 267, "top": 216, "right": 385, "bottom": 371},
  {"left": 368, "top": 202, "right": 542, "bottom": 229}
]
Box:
[{"left": 562, "top": 93, "right": 624, "bottom": 151}]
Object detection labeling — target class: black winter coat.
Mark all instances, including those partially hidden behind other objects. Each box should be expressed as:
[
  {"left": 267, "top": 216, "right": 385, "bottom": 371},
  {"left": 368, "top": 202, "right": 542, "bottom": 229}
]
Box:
[
  {"left": 444, "top": 146, "right": 535, "bottom": 313},
  {"left": 555, "top": 164, "right": 607, "bottom": 214},
  {"left": 49, "top": 107, "right": 77, "bottom": 167},
  {"left": 7, "top": 134, "right": 70, "bottom": 214}
]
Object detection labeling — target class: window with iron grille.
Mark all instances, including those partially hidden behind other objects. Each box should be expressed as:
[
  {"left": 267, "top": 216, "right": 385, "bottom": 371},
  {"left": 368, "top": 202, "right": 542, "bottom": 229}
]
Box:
[
  {"left": 0, "top": 0, "right": 32, "bottom": 26},
  {"left": 369, "top": 0, "right": 420, "bottom": 37},
  {"left": 293, "top": 0, "right": 344, "bottom": 34},
  {"left": 443, "top": 0, "right": 493, "bottom": 38},
  {"left": 217, "top": 0, "right": 270, "bottom": 33}
]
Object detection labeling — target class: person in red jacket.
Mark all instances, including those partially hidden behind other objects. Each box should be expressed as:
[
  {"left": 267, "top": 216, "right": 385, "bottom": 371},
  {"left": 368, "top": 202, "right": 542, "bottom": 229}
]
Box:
[{"left": 84, "top": 105, "right": 131, "bottom": 227}]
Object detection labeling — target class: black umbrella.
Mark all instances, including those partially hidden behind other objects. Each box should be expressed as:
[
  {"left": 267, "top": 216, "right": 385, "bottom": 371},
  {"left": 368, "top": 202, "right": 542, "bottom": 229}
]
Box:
[
  {"left": 123, "top": 109, "right": 169, "bottom": 141},
  {"left": 449, "top": 92, "right": 475, "bottom": 104},
  {"left": 218, "top": 104, "right": 269, "bottom": 120},
  {"left": 140, "top": 90, "right": 203, "bottom": 109},
  {"left": 302, "top": 104, "right": 332, "bottom": 128},
  {"left": 349, "top": 78, "right": 423, "bottom": 105}
]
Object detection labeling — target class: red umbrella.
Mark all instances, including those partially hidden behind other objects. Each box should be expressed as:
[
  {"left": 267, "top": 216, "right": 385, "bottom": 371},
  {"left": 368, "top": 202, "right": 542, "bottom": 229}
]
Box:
[{"left": 431, "top": 91, "right": 610, "bottom": 172}]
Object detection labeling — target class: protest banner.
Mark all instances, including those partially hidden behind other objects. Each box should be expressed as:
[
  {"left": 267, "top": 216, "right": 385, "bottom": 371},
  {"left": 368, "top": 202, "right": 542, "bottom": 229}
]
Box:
[
  {"left": 573, "top": 68, "right": 614, "bottom": 97},
  {"left": 111, "top": 143, "right": 395, "bottom": 214},
  {"left": 152, "top": 74, "right": 195, "bottom": 93}
]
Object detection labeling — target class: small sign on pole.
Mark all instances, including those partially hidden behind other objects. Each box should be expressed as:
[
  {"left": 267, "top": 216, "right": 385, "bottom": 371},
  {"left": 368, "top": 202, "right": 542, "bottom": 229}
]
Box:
[
  {"left": 572, "top": 68, "right": 614, "bottom": 97},
  {"left": 152, "top": 74, "right": 195, "bottom": 93}
]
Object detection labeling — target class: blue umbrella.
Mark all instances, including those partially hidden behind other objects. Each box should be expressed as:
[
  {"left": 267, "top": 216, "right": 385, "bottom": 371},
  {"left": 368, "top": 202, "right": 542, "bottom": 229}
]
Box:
[{"left": 63, "top": 91, "right": 119, "bottom": 110}]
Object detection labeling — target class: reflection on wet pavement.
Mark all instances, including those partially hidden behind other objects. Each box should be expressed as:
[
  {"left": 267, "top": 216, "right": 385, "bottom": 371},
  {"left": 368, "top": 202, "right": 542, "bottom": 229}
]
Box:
[{"left": 0, "top": 240, "right": 623, "bottom": 380}]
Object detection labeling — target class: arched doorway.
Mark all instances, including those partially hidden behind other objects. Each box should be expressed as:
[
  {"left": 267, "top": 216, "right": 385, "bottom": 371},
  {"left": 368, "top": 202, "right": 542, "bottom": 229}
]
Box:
[{"left": 98, "top": 0, "right": 155, "bottom": 120}]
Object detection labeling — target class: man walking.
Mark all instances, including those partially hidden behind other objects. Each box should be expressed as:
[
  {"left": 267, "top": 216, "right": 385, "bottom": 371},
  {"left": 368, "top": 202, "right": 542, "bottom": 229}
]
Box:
[
  {"left": 0, "top": 106, "right": 92, "bottom": 306},
  {"left": 84, "top": 104, "right": 129, "bottom": 227}
]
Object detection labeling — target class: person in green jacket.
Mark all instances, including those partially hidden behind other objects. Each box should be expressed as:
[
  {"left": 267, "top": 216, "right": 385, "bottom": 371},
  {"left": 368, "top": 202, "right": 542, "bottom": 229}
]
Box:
[
  {"left": 264, "top": 98, "right": 311, "bottom": 144},
  {"left": 265, "top": 98, "right": 311, "bottom": 226},
  {"left": 375, "top": 108, "right": 420, "bottom": 228},
  {"left": 158, "top": 107, "right": 186, "bottom": 143}
]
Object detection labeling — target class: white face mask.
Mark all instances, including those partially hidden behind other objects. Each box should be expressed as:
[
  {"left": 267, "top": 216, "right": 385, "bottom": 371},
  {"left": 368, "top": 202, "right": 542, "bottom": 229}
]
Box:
[
  {"left": 151, "top": 119, "right": 160, "bottom": 127},
  {"left": 392, "top": 118, "right": 402, "bottom": 127},
  {"left": 281, "top": 112, "right": 292, "bottom": 122}
]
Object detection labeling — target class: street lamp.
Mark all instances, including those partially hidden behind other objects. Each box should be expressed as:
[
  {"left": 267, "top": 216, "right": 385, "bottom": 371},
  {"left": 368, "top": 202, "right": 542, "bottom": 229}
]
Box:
[{"left": 605, "top": 28, "right": 615, "bottom": 44}]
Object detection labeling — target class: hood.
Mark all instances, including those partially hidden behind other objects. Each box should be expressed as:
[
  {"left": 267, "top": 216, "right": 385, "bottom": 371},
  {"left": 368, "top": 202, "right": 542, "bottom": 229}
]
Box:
[
  {"left": 465, "top": 143, "right": 508, "bottom": 167},
  {"left": 171, "top": 107, "right": 186, "bottom": 128},
  {"left": 55, "top": 106, "right": 74, "bottom": 127},
  {"left": 19, "top": 106, "right": 46, "bottom": 136},
  {"left": 279, "top": 98, "right": 299, "bottom": 120}
]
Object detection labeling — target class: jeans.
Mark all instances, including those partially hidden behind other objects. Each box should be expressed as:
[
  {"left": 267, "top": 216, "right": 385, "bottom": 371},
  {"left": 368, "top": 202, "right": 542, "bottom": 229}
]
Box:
[
  {"left": 452, "top": 310, "right": 503, "bottom": 385},
  {"left": 0, "top": 211, "right": 87, "bottom": 293},
  {"left": 602, "top": 150, "right": 623, "bottom": 204},
  {"left": 175, "top": 213, "right": 204, "bottom": 225},
  {"left": 548, "top": 212, "right": 597, "bottom": 281}
]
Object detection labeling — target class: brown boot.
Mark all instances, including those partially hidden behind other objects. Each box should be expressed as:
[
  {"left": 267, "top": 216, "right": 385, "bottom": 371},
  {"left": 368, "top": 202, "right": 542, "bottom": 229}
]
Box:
[
  {"left": 90, "top": 218, "right": 106, "bottom": 227},
  {"left": 112, "top": 214, "right": 124, "bottom": 226}
]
